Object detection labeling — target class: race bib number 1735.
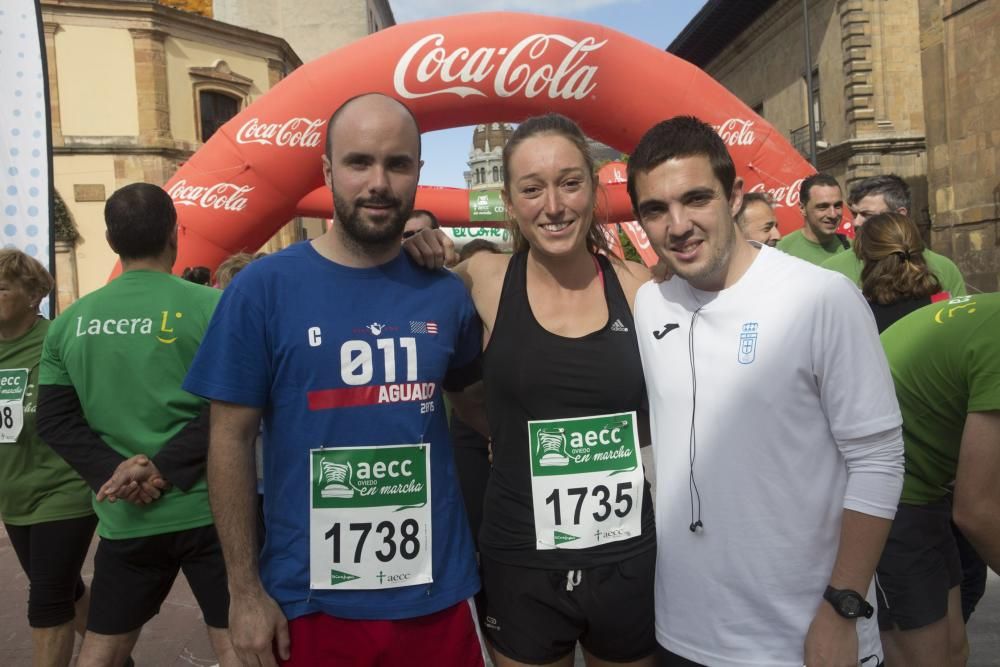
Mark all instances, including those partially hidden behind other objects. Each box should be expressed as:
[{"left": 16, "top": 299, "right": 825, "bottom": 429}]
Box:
[{"left": 529, "top": 411, "right": 644, "bottom": 550}]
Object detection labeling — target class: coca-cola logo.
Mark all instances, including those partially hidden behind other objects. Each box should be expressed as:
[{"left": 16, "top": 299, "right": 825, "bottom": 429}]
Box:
[
  {"left": 749, "top": 178, "right": 805, "bottom": 209},
  {"left": 235, "top": 117, "right": 325, "bottom": 148},
  {"left": 168, "top": 180, "right": 253, "bottom": 212},
  {"left": 713, "top": 118, "right": 756, "bottom": 147},
  {"left": 393, "top": 33, "right": 606, "bottom": 101},
  {"left": 621, "top": 221, "right": 652, "bottom": 250}
]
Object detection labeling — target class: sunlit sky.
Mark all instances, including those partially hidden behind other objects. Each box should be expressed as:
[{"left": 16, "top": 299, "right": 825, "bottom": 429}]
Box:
[{"left": 387, "top": 0, "right": 708, "bottom": 187}]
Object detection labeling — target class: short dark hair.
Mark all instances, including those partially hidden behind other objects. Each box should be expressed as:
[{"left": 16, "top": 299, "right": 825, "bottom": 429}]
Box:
[
  {"left": 325, "top": 93, "right": 421, "bottom": 159},
  {"left": 848, "top": 174, "right": 910, "bottom": 212},
  {"left": 104, "top": 183, "right": 176, "bottom": 260},
  {"left": 736, "top": 192, "right": 773, "bottom": 226},
  {"left": 459, "top": 239, "right": 502, "bottom": 262},
  {"left": 799, "top": 173, "right": 841, "bottom": 206},
  {"left": 181, "top": 266, "right": 211, "bottom": 285},
  {"left": 627, "top": 116, "right": 736, "bottom": 213},
  {"left": 409, "top": 209, "right": 439, "bottom": 229}
]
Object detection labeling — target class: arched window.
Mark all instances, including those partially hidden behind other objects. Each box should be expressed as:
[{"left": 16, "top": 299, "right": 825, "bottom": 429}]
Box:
[
  {"left": 189, "top": 61, "right": 252, "bottom": 144},
  {"left": 198, "top": 90, "right": 240, "bottom": 142},
  {"left": 492, "top": 166, "right": 499, "bottom": 182}
]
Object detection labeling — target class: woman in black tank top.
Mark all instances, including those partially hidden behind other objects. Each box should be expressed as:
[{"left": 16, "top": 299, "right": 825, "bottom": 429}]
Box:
[{"left": 405, "top": 114, "right": 657, "bottom": 667}]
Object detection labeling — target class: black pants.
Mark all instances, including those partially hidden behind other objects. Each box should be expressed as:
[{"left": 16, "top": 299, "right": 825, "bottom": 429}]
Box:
[{"left": 6, "top": 514, "right": 97, "bottom": 627}]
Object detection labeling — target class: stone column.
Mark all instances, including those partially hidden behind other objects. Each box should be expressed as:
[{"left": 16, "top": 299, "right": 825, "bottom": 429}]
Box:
[
  {"left": 128, "top": 28, "right": 173, "bottom": 148},
  {"left": 42, "top": 22, "right": 64, "bottom": 147},
  {"left": 53, "top": 240, "right": 79, "bottom": 313},
  {"left": 267, "top": 58, "right": 285, "bottom": 90}
]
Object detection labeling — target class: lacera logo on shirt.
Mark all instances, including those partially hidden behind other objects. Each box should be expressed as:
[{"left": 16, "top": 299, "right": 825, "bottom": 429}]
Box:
[
  {"left": 933, "top": 296, "right": 977, "bottom": 324},
  {"left": 74, "top": 311, "right": 185, "bottom": 345}
]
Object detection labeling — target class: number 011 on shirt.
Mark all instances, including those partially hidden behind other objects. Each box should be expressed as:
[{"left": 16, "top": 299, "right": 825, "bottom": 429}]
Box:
[
  {"left": 528, "top": 411, "right": 644, "bottom": 550},
  {"left": 309, "top": 444, "right": 432, "bottom": 590}
]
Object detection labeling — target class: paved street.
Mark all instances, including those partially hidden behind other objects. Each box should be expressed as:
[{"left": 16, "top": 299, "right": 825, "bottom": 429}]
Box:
[
  {"left": 0, "top": 525, "right": 217, "bottom": 667},
  {"left": 2, "top": 522, "right": 997, "bottom": 666}
]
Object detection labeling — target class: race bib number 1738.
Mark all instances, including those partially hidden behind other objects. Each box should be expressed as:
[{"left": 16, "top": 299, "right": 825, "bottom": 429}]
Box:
[{"left": 309, "top": 444, "right": 432, "bottom": 590}]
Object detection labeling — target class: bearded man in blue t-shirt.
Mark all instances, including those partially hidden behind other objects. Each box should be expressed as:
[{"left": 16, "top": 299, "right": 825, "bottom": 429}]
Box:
[{"left": 184, "top": 93, "right": 485, "bottom": 667}]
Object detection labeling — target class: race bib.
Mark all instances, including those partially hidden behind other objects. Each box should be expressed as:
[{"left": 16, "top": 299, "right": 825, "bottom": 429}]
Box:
[
  {"left": 529, "top": 411, "right": 644, "bottom": 550},
  {"left": 0, "top": 369, "right": 29, "bottom": 444},
  {"left": 309, "top": 444, "right": 432, "bottom": 590}
]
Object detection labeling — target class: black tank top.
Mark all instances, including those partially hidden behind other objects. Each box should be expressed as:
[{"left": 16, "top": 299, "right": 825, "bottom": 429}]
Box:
[{"left": 480, "top": 252, "right": 655, "bottom": 568}]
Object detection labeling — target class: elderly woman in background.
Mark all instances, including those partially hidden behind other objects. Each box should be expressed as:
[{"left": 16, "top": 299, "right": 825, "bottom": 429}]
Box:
[
  {"left": 0, "top": 249, "right": 95, "bottom": 667},
  {"left": 855, "top": 211, "right": 950, "bottom": 333}
]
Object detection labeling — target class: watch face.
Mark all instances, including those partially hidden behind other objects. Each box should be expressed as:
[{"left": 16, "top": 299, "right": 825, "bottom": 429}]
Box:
[{"left": 841, "top": 596, "right": 861, "bottom": 616}]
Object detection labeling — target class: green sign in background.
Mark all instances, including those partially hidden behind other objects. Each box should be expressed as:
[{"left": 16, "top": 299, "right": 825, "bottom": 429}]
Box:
[{"left": 468, "top": 189, "right": 506, "bottom": 222}]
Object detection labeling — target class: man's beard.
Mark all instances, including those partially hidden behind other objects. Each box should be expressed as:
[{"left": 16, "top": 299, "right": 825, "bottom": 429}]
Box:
[{"left": 333, "top": 192, "right": 412, "bottom": 247}]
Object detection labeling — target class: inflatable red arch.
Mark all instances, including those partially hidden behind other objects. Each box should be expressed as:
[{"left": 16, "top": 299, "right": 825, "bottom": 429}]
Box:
[{"left": 151, "top": 12, "right": 818, "bottom": 275}]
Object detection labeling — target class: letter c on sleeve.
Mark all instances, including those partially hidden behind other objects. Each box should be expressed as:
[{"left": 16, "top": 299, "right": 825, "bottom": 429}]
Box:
[{"left": 308, "top": 326, "right": 322, "bottom": 347}]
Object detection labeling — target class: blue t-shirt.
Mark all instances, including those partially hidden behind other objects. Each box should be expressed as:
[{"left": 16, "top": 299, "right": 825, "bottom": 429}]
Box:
[{"left": 184, "top": 242, "right": 481, "bottom": 621}]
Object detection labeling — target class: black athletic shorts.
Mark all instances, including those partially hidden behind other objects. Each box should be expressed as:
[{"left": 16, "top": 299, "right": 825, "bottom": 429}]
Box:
[
  {"left": 88, "top": 524, "right": 229, "bottom": 635},
  {"left": 5, "top": 514, "right": 97, "bottom": 628},
  {"left": 480, "top": 548, "right": 656, "bottom": 664},
  {"left": 876, "top": 499, "right": 962, "bottom": 631}
]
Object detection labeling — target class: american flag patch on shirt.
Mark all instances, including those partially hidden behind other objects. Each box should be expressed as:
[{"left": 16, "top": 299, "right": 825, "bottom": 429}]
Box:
[{"left": 410, "top": 321, "right": 438, "bottom": 334}]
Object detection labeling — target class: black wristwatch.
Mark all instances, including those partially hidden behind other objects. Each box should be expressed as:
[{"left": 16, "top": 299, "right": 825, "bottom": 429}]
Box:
[{"left": 824, "top": 586, "right": 874, "bottom": 619}]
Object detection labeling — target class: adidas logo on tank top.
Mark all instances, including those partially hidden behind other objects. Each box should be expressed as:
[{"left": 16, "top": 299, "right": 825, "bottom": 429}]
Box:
[{"left": 610, "top": 319, "right": 629, "bottom": 333}]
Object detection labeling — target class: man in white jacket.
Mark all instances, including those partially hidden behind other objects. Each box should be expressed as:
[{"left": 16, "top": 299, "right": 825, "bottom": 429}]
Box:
[{"left": 626, "top": 116, "right": 905, "bottom": 667}]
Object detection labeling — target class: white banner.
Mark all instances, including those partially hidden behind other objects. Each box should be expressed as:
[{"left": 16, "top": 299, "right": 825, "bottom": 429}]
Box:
[
  {"left": 0, "top": 0, "right": 52, "bottom": 310},
  {"left": 441, "top": 226, "right": 512, "bottom": 252}
]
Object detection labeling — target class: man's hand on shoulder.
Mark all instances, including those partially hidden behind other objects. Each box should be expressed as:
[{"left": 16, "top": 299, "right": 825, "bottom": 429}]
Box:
[
  {"left": 803, "top": 601, "right": 859, "bottom": 667},
  {"left": 650, "top": 258, "right": 672, "bottom": 284},
  {"left": 402, "top": 228, "right": 458, "bottom": 269},
  {"left": 97, "top": 454, "right": 170, "bottom": 505}
]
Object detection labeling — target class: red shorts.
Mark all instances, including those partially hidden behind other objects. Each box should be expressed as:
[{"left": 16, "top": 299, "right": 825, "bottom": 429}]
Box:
[{"left": 280, "top": 600, "right": 485, "bottom": 667}]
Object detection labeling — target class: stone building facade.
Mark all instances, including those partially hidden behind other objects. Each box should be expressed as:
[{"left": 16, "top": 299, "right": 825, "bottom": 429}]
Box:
[
  {"left": 670, "top": 0, "right": 929, "bottom": 224},
  {"left": 210, "top": 0, "right": 395, "bottom": 245},
  {"left": 919, "top": 0, "right": 1000, "bottom": 291},
  {"left": 42, "top": 0, "right": 301, "bottom": 308},
  {"left": 464, "top": 123, "right": 513, "bottom": 191},
  {"left": 669, "top": 0, "right": 999, "bottom": 290},
  {"left": 212, "top": 0, "right": 394, "bottom": 64}
]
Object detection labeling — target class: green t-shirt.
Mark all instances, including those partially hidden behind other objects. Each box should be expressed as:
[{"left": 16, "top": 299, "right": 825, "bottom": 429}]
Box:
[
  {"left": 40, "top": 271, "right": 221, "bottom": 539},
  {"left": 821, "top": 249, "right": 967, "bottom": 296},
  {"left": 776, "top": 229, "right": 849, "bottom": 266},
  {"left": 881, "top": 293, "right": 1000, "bottom": 505},
  {"left": 0, "top": 318, "right": 93, "bottom": 525}
]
